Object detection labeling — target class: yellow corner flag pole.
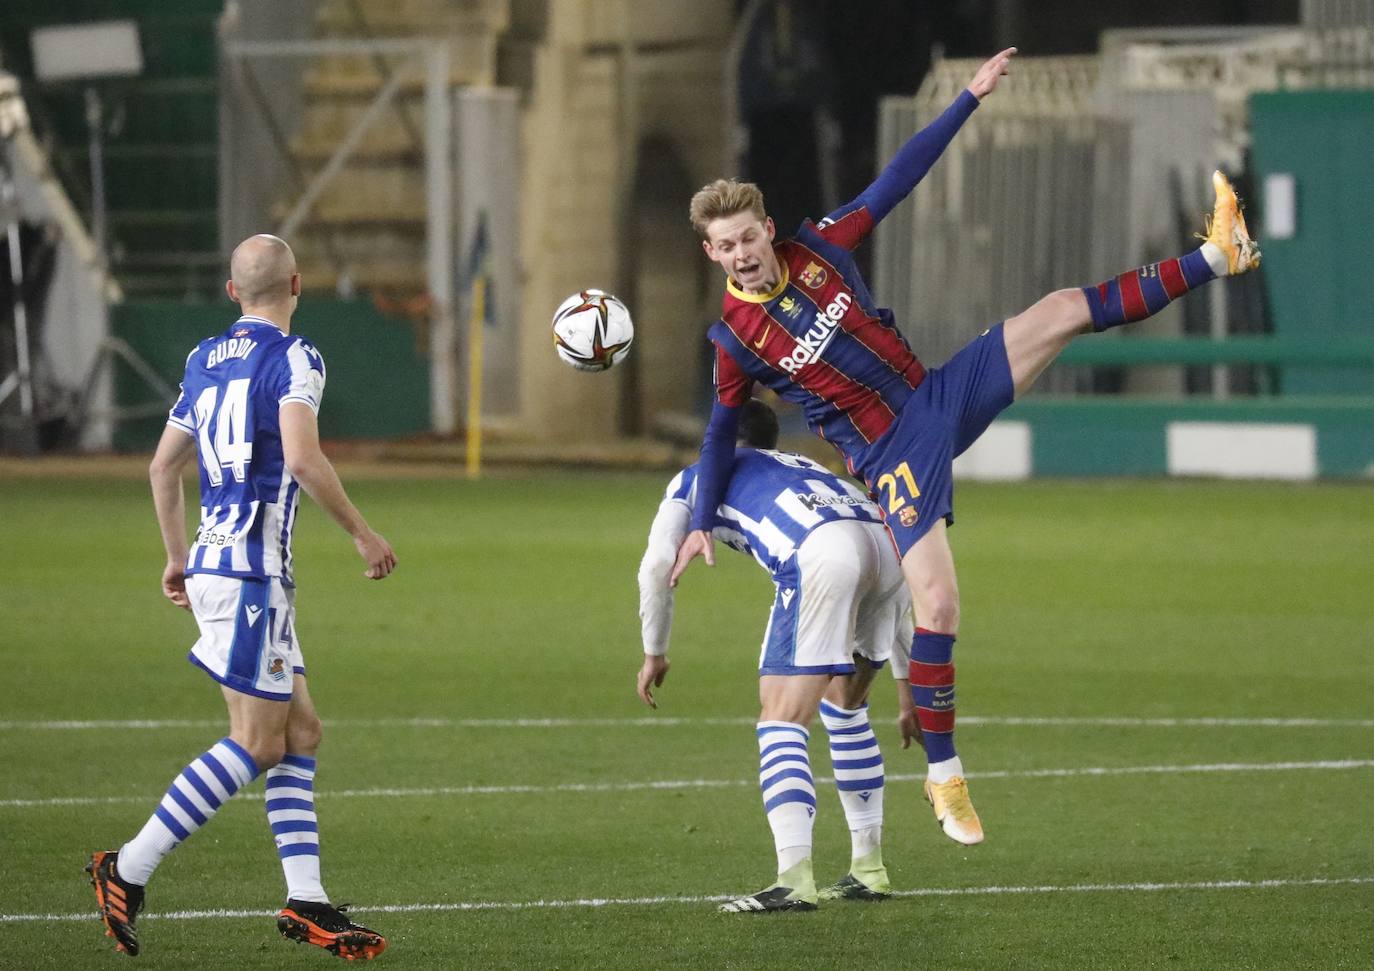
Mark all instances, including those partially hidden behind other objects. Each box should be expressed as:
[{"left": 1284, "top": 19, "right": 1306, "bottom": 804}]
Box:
[{"left": 465, "top": 273, "right": 486, "bottom": 479}]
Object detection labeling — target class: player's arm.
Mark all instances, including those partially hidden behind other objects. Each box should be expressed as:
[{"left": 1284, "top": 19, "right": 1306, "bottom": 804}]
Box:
[
  {"left": 819, "top": 48, "right": 1016, "bottom": 247},
  {"left": 888, "top": 621, "right": 923, "bottom": 750},
  {"left": 149, "top": 426, "right": 198, "bottom": 610},
  {"left": 636, "top": 498, "right": 691, "bottom": 708},
  {"left": 279, "top": 402, "right": 396, "bottom": 579},
  {"left": 670, "top": 346, "right": 748, "bottom": 586},
  {"left": 670, "top": 401, "right": 738, "bottom": 585}
]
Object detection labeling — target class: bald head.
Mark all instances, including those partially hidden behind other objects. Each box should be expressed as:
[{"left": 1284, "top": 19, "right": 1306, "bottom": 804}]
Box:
[{"left": 228, "top": 234, "right": 298, "bottom": 307}]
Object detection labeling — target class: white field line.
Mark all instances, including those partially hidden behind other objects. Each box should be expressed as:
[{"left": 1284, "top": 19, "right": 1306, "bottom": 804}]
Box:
[
  {"left": 3, "top": 875, "right": 1372, "bottom": 924},
  {"left": 2, "top": 715, "right": 1372, "bottom": 731},
  {"left": 3, "top": 759, "right": 1371, "bottom": 809}
]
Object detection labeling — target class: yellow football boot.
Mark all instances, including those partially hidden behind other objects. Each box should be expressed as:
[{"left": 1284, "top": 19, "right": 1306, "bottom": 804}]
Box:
[
  {"left": 1201, "top": 169, "right": 1262, "bottom": 276},
  {"left": 924, "top": 776, "right": 985, "bottom": 846}
]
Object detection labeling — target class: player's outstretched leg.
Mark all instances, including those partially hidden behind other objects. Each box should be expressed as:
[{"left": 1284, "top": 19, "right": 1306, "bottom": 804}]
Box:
[
  {"left": 720, "top": 721, "right": 819, "bottom": 913},
  {"left": 1004, "top": 170, "right": 1261, "bottom": 395},
  {"left": 816, "top": 700, "right": 891, "bottom": 901},
  {"left": 86, "top": 851, "right": 145, "bottom": 956},
  {"left": 278, "top": 901, "right": 388, "bottom": 960},
  {"left": 1083, "top": 170, "right": 1261, "bottom": 332}
]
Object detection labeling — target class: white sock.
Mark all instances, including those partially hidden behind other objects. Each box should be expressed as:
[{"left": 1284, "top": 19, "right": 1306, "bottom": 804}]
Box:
[
  {"left": 852, "top": 824, "right": 882, "bottom": 860},
  {"left": 1200, "top": 241, "right": 1229, "bottom": 277},
  {"left": 819, "top": 700, "right": 885, "bottom": 859},
  {"left": 777, "top": 844, "right": 810, "bottom": 873},
  {"left": 927, "top": 755, "right": 965, "bottom": 785},
  {"left": 119, "top": 738, "right": 259, "bottom": 886},
  {"left": 756, "top": 721, "right": 815, "bottom": 877},
  {"left": 266, "top": 754, "right": 328, "bottom": 903}
]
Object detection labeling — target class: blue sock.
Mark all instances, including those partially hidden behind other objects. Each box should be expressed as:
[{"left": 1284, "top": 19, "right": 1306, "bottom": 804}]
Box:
[
  {"left": 1082, "top": 249, "right": 1215, "bottom": 331},
  {"left": 909, "top": 629, "right": 957, "bottom": 764}
]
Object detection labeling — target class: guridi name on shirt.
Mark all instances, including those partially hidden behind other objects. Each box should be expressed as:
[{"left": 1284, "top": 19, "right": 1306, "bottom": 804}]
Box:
[{"left": 207, "top": 338, "right": 259, "bottom": 368}]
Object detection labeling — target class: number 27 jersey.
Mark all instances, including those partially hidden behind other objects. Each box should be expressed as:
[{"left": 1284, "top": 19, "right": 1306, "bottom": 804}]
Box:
[{"left": 167, "top": 315, "right": 325, "bottom": 585}]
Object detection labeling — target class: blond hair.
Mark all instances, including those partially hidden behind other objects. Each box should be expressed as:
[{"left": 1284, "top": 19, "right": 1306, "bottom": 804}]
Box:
[{"left": 688, "top": 179, "right": 766, "bottom": 237}]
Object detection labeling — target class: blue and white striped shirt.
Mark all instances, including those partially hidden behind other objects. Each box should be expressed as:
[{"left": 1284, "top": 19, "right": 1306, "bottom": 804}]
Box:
[
  {"left": 665, "top": 448, "right": 881, "bottom": 577},
  {"left": 166, "top": 315, "right": 325, "bottom": 585}
]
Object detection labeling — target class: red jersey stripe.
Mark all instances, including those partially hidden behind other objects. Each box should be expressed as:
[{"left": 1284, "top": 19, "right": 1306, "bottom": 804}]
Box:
[
  {"left": 787, "top": 244, "right": 924, "bottom": 389},
  {"left": 714, "top": 344, "right": 752, "bottom": 407},
  {"left": 720, "top": 310, "right": 893, "bottom": 446},
  {"left": 814, "top": 208, "right": 874, "bottom": 252}
]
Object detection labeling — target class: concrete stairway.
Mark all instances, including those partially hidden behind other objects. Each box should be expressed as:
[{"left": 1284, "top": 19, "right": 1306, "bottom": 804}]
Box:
[{"left": 284, "top": 0, "right": 509, "bottom": 298}]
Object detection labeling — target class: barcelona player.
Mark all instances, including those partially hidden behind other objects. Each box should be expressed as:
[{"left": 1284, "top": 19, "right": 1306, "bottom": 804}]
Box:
[
  {"left": 670, "top": 47, "right": 1261, "bottom": 846},
  {"left": 86, "top": 235, "right": 395, "bottom": 959},
  {"left": 637, "top": 399, "right": 914, "bottom": 912}
]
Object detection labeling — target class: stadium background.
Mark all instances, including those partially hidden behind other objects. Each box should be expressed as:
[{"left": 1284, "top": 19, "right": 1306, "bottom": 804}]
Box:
[
  {"left": 1, "top": 2, "right": 1372, "bottom": 969},
  {"left": 2, "top": 0, "right": 1371, "bottom": 474}
]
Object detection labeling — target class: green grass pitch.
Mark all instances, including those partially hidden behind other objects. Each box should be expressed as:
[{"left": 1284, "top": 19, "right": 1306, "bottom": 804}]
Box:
[{"left": 1, "top": 468, "right": 1371, "bottom": 969}]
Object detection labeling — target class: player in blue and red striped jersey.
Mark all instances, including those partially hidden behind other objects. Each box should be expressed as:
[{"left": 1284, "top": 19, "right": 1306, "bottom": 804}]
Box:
[
  {"left": 670, "top": 47, "right": 1261, "bottom": 847},
  {"left": 86, "top": 235, "right": 395, "bottom": 960}
]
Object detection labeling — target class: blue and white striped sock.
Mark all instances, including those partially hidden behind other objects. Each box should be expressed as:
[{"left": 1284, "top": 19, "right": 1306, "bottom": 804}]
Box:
[
  {"left": 819, "top": 701, "right": 884, "bottom": 859},
  {"left": 266, "top": 754, "right": 327, "bottom": 903},
  {"left": 118, "top": 737, "right": 259, "bottom": 886},
  {"left": 756, "top": 721, "right": 816, "bottom": 874}
]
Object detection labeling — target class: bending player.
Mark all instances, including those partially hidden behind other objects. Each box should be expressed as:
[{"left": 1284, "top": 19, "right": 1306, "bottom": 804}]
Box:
[
  {"left": 637, "top": 399, "right": 913, "bottom": 912},
  {"left": 87, "top": 235, "right": 396, "bottom": 959},
  {"left": 670, "top": 47, "right": 1261, "bottom": 846}
]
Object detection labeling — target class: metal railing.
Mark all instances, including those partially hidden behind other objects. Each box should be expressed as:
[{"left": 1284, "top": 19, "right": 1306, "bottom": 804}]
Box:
[{"left": 875, "top": 27, "right": 1374, "bottom": 399}]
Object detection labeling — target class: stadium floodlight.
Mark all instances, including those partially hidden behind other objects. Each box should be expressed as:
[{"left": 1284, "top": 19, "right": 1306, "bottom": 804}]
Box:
[
  {"left": 30, "top": 21, "right": 143, "bottom": 83},
  {"left": 29, "top": 21, "right": 143, "bottom": 267}
]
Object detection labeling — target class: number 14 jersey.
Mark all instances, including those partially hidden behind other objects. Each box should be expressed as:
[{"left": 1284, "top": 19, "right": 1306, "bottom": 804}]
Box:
[{"left": 167, "top": 315, "right": 325, "bottom": 585}]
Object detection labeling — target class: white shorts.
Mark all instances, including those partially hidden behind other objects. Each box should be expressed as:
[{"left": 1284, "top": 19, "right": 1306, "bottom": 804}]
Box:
[
  {"left": 758, "top": 519, "right": 913, "bottom": 676},
  {"left": 186, "top": 573, "right": 303, "bottom": 701}
]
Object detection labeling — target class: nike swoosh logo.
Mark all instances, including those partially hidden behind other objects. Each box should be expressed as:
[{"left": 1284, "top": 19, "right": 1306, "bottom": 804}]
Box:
[
  {"left": 752, "top": 326, "right": 771, "bottom": 349},
  {"left": 934, "top": 687, "right": 954, "bottom": 699}
]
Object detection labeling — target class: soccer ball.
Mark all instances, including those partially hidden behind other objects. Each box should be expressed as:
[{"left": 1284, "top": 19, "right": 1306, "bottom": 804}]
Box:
[{"left": 551, "top": 289, "right": 634, "bottom": 372}]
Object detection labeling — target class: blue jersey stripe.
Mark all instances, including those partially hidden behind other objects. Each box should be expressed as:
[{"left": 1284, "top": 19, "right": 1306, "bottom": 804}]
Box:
[
  {"left": 174, "top": 318, "right": 324, "bottom": 583},
  {"left": 666, "top": 448, "right": 880, "bottom": 577}
]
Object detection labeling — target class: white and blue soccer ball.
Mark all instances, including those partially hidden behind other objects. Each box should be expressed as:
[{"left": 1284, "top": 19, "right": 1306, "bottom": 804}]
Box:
[{"left": 551, "top": 289, "right": 634, "bottom": 372}]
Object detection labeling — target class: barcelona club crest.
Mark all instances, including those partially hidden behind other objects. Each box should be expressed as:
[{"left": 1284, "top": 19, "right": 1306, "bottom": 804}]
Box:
[
  {"left": 798, "top": 261, "right": 828, "bottom": 289},
  {"left": 899, "top": 506, "right": 918, "bottom": 528}
]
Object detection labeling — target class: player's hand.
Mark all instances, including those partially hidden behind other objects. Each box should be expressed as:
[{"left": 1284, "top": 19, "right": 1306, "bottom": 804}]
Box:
[
  {"left": 637, "top": 654, "right": 670, "bottom": 708},
  {"left": 967, "top": 46, "right": 1017, "bottom": 100},
  {"left": 897, "top": 708, "right": 925, "bottom": 751},
  {"left": 669, "top": 530, "right": 714, "bottom": 587},
  {"left": 355, "top": 529, "right": 397, "bottom": 579},
  {"left": 162, "top": 561, "right": 191, "bottom": 611},
  {"left": 895, "top": 677, "right": 924, "bottom": 750}
]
